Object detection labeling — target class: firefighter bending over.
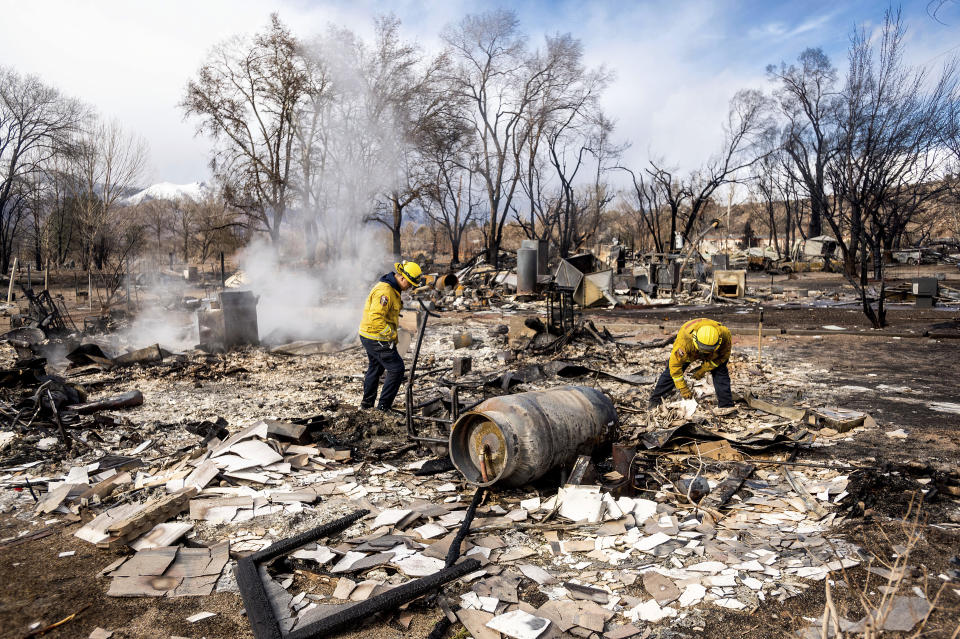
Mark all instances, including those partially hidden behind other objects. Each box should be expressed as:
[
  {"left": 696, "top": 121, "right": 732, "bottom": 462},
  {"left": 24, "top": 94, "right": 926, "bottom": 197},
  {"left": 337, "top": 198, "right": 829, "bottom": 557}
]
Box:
[{"left": 649, "top": 318, "right": 734, "bottom": 409}]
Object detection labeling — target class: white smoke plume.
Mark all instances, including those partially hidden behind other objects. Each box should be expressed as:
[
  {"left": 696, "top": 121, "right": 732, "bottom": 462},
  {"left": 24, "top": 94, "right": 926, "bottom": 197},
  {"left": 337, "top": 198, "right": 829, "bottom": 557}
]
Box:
[
  {"left": 228, "top": 20, "right": 414, "bottom": 346},
  {"left": 118, "top": 275, "right": 198, "bottom": 352},
  {"left": 234, "top": 237, "right": 389, "bottom": 346},
  {"left": 120, "top": 18, "right": 417, "bottom": 350}
]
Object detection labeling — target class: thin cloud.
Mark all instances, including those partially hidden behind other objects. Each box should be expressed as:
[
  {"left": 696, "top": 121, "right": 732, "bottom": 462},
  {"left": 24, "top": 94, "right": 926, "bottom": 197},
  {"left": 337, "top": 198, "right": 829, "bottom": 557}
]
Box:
[{"left": 748, "top": 12, "right": 836, "bottom": 41}]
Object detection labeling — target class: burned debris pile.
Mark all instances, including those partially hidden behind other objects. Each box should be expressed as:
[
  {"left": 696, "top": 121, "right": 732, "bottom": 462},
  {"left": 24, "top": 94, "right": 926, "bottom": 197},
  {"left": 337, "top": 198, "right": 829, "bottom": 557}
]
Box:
[
  {"left": 1, "top": 312, "right": 955, "bottom": 639},
  {"left": 0, "top": 245, "right": 958, "bottom": 639}
]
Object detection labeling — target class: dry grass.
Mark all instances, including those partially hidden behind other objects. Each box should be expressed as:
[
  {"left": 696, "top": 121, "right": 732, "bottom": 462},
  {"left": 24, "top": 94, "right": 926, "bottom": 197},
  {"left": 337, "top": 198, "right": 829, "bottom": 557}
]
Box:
[{"left": 807, "top": 494, "right": 959, "bottom": 638}]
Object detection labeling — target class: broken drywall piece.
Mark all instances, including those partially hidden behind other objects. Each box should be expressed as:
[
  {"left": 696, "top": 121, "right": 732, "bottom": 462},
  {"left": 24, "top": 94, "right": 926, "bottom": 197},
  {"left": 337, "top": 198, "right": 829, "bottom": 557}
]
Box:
[
  {"left": 605, "top": 624, "right": 643, "bottom": 639},
  {"left": 291, "top": 547, "right": 336, "bottom": 564},
  {"left": 393, "top": 553, "right": 445, "bottom": 577},
  {"left": 634, "top": 532, "right": 671, "bottom": 552},
  {"left": 110, "top": 546, "right": 179, "bottom": 577},
  {"left": 330, "top": 551, "right": 367, "bottom": 573},
  {"left": 412, "top": 522, "right": 448, "bottom": 539},
  {"left": 616, "top": 497, "right": 657, "bottom": 523},
  {"left": 209, "top": 421, "right": 269, "bottom": 457},
  {"left": 518, "top": 563, "right": 556, "bottom": 585},
  {"left": 486, "top": 609, "right": 551, "bottom": 639},
  {"left": 332, "top": 577, "right": 356, "bottom": 600},
  {"left": 687, "top": 561, "right": 726, "bottom": 573},
  {"left": 369, "top": 508, "right": 412, "bottom": 529},
  {"left": 677, "top": 583, "right": 706, "bottom": 607},
  {"left": 520, "top": 496, "right": 541, "bottom": 511},
  {"left": 35, "top": 483, "right": 77, "bottom": 514},
  {"left": 185, "top": 612, "right": 216, "bottom": 623},
  {"left": 877, "top": 596, "right": 932, "bottom": 632},
  {"left": 557, "top": 485, "right": 604, "bottom": 523},
  {"left": 457, "top": 609, "right": 499, "bottom": 639},
  {"left": 628, "top": 599, "right": 677, "bottom": 623},
  {"left": 642, "top": 571, "right": 681, "bottom": 605}
]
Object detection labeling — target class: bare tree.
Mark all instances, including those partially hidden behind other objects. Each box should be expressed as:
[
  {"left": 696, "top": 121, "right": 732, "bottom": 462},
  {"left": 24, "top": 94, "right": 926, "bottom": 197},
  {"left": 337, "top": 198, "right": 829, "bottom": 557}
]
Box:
[
  {"left": 171, "top": 198, "right": 195, "bottom": 262},
  {"left": 0, "top": 67, "right": 85, "bottom": 271},
  {"left": 74, "top": 118, "right": 148, "bottom": 270},
  {"left": 43, "top": 154, "right": 84, "bottom": 266},
  {"left": 182, "top": 14, "right": 306, "bottom": 243},
  {"left": 750, "top": 137, "right": 786, "bottom": 257},
  {"left": 193, "top": 191, "right": 244, "bottom": 263},
  {"left": 678, "top": 89, "right": 774, "bottom": 244},
  {"left": 361, "top": 17, "right": 450, "bottom": 258},
  {"left": 443, "top": 9, "right": 555, "bottom": 267},
  {"left": 644, "top": 161, "right": 689, "bottom": 252},
  {"left": 513, "top": 33, "right": 611, "bottom": 246},
  {"left": 420, "top": 109, "right": 483, "bottom": 265},
  {"left": 545, "top": 110, "right": 621, "bottom": 257},
  {"left": 826, "top": 9, "right": 958, "bottom": 327},
  {"left": 768, "top": 48, "right": 841, "bottom": 239},
  {"left": 139, "top": 199, "right": 172, "bottom": 258},
  {"left": 93, "top": 211, "right": 146, "bottom": 309},
  {"left": 618, "top": 167, "right": 668, "bottom": 252}
]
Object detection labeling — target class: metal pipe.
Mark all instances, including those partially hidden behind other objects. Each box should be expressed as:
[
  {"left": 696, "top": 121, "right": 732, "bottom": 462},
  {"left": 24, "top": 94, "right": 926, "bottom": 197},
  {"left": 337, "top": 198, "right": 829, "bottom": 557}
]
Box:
[
  {"left": 405, "top": 302, "right": 432, "bottom": 438},
  {"left": 449, "top": 386, "right": 617, "bottom": 487},
  {"left": 451, "top": 385, "right": 460, "bottom": 421},
  {"left": 405, "top": 301, "right": 442, "bottom": 440},
  {"left": 434, "top": 272, "right": 459, "bottom": 292}
]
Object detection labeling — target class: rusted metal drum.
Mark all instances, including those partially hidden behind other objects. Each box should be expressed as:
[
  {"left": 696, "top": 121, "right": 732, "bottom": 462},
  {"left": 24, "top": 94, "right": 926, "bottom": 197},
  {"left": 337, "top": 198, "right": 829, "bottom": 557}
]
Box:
[{"left": 449, "top": 386, "right": 617, "bottom": 487}]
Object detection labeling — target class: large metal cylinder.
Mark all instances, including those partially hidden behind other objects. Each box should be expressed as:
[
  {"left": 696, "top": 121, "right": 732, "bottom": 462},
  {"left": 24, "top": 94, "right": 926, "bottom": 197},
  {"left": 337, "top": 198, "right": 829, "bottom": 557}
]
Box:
[
  {"left": 449, "top": 386, "right": 617, "bottom": 487},
  {"left": 521, "top": 239, "right": 548, "bottom": 277},
  {"left": 517, "top": 248, "right": 537, "bottom": 294},
  {"left": 219, "top": 290, "right": 259, "bottom": 347}
]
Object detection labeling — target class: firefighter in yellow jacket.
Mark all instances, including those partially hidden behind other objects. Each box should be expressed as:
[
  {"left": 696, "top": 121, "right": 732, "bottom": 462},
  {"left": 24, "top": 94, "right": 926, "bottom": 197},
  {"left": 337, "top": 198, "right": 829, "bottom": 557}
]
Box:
[
  {"left": 649, "top": 318, "right": 735, "bottom": 408},
  {"left": 358, "top": 261, "right": 423, "bottom": 411}
]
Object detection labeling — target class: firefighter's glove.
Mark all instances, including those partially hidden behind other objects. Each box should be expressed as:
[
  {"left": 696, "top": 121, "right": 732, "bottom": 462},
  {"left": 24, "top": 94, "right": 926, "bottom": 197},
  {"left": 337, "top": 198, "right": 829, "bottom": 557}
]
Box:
[
  {"left": 679, "top": 387, "right": 694, "bottom": 400},
  {"left": 691, "top": 365, "right": 708, "bottom": 380}
]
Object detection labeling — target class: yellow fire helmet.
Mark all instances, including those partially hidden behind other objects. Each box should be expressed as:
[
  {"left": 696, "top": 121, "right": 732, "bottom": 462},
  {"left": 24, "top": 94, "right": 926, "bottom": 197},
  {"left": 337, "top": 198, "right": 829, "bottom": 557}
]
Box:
[
  {"left": 395, "top": 260, "right": 424, "bottom": 287},
  {"left": 692, "top": 324, "right": 721, "bottom": 353}
]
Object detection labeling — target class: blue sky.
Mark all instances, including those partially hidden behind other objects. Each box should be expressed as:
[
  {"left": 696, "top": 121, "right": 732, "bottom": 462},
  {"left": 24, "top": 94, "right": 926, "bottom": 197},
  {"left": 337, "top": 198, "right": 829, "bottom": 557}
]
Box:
[{"left": 1, "top": 0, "right": 958, "bottom": 186}]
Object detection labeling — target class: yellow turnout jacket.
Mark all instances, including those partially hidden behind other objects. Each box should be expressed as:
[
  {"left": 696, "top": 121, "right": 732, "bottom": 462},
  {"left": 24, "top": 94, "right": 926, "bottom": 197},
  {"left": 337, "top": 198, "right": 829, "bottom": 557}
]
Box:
[
  {"left": 358, "top": 276, "right": 403, "bottom": 342},
  {"left": 668, "top": 318, "right": 732, "bottom": 392}
]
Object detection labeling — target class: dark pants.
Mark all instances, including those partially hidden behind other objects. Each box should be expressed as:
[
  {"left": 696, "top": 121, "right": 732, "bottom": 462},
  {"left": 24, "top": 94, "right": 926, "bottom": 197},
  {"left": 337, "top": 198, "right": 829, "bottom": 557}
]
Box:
[
  {"left": 360, "top": 336, "right": 406, "bottom": 411},
  {"left": 649, "top": 361, "right": 734, "bottom": 407}
]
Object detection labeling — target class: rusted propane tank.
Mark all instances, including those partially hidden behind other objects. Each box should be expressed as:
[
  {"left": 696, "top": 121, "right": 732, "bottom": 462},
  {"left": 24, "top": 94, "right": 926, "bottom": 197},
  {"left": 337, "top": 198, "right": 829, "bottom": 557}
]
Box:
[{"left": 449, "top": 385, "right": 617, "bottom": 487}]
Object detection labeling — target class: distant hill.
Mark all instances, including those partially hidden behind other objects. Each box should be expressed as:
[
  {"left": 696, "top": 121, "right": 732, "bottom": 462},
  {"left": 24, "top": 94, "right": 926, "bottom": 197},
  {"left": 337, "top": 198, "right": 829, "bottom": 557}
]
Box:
[{"left": 123, "top": 181, "right": 208, "bottom": 206}]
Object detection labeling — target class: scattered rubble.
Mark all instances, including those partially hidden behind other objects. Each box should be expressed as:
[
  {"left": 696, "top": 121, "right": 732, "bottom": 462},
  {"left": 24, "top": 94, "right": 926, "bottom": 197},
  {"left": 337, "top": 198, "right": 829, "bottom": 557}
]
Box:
[{"left": 1, "top": 251, "right": 959, "bottom": 639}]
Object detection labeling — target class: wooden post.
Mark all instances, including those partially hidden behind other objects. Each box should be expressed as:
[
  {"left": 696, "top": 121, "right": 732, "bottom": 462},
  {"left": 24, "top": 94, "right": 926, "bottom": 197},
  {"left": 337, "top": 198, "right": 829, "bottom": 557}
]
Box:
[
  {"left": 220, "top": 251, "right": 225, "bottom": 288},
  {"left": 44, "top": 263, "right": 48, "bottom": 292},
  {"left": 88, "top": 271, "right": 93, "bottom": 309},
  {"left": 7, "top": 257, "right": 18, "bottom": 303},
  {"left": 757, "top": 306, "right": 764, "bottom": 365}
]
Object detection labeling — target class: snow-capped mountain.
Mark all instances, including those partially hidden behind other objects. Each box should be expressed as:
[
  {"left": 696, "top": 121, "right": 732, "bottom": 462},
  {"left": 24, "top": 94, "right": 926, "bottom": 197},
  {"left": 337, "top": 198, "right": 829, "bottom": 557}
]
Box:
[{"left": 123, "top": 181, "right": 208, "bottom": 206}]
